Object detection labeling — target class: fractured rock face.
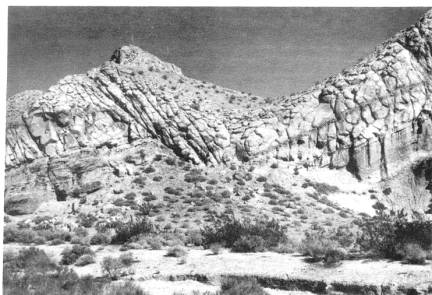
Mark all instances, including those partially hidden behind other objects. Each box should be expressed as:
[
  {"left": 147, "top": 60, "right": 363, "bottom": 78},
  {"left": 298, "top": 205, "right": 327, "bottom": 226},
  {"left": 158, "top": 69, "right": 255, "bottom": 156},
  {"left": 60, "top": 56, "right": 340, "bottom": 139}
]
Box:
[{"left": 6, "top": 9, "right": 432, "bottom": 212}]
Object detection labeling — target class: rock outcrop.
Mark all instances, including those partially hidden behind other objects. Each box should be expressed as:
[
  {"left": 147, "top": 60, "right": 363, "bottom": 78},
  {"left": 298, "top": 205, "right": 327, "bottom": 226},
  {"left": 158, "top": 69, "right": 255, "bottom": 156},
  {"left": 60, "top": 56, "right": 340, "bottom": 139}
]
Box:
[{"left": 6, "top": 9, "right": 432, "bottom": 210}]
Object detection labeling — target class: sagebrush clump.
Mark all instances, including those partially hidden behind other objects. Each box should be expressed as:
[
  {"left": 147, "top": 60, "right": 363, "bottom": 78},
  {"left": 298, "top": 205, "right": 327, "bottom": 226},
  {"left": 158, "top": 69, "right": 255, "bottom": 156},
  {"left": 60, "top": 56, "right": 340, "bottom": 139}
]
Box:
[
  {"left": 110, "top": 217, "right": 154, "bottom": 244},
  {"left": 61, "top": 245, "right": 94, "bottom": 265},
  {"left": 201, "top": 216, "right": 287, "bottom": 252},
  {"left": 357, "top": 205, "right": 432, "bottom": 262}
]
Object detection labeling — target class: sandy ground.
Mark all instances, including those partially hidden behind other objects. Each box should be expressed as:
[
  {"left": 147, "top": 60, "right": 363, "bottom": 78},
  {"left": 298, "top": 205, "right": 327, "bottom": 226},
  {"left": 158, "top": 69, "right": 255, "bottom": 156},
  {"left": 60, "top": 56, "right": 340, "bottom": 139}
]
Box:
[
  {"left": 133, "top": 280, "right": 313, "bottom": 295},
  {"left": 5, "top": 244, "right": 432, "bottom": 294}
]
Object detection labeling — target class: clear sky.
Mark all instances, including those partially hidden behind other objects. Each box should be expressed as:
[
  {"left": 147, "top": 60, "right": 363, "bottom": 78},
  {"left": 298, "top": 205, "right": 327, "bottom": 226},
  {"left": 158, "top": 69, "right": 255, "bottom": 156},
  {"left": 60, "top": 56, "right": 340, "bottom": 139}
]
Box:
[{"left": 7, "top": 7, "right": 430, "bottom": 98}]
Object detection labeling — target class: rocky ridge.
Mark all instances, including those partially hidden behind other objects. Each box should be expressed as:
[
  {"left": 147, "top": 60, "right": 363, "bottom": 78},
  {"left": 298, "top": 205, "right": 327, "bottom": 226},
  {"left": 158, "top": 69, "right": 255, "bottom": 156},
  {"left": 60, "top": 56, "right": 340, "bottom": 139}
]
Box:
[{"left": 6, "top": 9, "right": 432, "bottom": 208}]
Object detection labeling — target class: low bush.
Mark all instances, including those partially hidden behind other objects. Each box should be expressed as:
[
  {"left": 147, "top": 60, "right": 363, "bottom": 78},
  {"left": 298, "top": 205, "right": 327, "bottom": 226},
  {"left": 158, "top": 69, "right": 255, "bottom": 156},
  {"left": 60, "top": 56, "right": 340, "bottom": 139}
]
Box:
[
  {"left": 256, "top": 176, "right": 267, "bottom": 182},
  {"left": 4, "top": 247, "right": 105, "bottom": 294},
  {"left": 110, "top": 217, "right": 154, "bottom": 244},
  {"left": 186, "top": 230, "right": 203, "bottom": 246},
  {"left": 101, "top": 256, "right": 124, "bottom": 280},
  {"left": 143, "top": 166, "right": 156, "bottom": 173},
  {"left": 132, "top": 176, "right": 146, "bottom": 186},
  {"left": 90, "top": 233, "right": 111, "bottom": 245},
  {"left": 166, "top": 245, "right": 187, "bottom": 257},
  {"left": 38, "top": 228, "right": 72, "bottom": 242},
  {"left": 50, "top": 238, "right": 64, "bottom": 245},
  {"left": 74, "top": 226, "right": 89, "bottom": 237},
  {"left": 201, "top": 216, "right": 287, "bottom": 252},
  {"left": 165, "top": 157, "right": 177, "bottom": 166},
  {"left": 184, "top": 169, "right": 207, "bottom": 186},
  {"left": 103, "top": 281, "right": 148, "bottom": 295},
  {"left": 402, "top": 243, "right": 427, "bottom": 264},
  {"left": 61, "top": 245, "right": 94, "bottom": 265},
  {"left": 302, "top": 180, "right": 339, "bottom": 195},
  {"left": 357, "top": 207, "right": 432, "bottom": 261},
  {"left": 78, "top": 213, "right": 98, "bottom": 228},
  {"left": 75, "top": 254, "right": 95, "bottom": 267},
  {"left": 221, "top": 277, "right": 269, "bottom": 295},
  {"left": 323, "top": 248, "right": 347, "bottom": 265},
  {"left": 153, "top": 176, "right": 163, "bottom": 181},
  {"left": 119, "top": 252, "right": 135, "bottom": 266},
  {"left": 210, "top": 243, "right": 223, "bottom": 255},
  {"left": 6, "top": 247, "right": 56, "bottom": 272},
  {"left": 232, "top": 235, "right": 265, "bottom": 253},
  {"left": 300, "top": 224, "right": 355, "bottom": 264},
  {"left": 145, "top": 235, "right": 163, "bottom": 250},
  {"left": 4, "top": 225, "right": 42, "bottom": 244}
]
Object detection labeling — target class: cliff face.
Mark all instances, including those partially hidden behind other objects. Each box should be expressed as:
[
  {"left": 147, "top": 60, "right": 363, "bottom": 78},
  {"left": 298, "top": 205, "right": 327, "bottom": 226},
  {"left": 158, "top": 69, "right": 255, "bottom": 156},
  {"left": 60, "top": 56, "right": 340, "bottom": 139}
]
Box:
[{"left": 6, "top": 10, "right": 432, "bottom": 209}]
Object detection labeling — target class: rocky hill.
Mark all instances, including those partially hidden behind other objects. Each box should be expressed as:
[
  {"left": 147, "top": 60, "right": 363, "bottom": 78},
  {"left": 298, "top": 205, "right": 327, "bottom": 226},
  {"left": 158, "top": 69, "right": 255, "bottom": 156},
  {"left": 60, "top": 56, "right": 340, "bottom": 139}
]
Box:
[{"left": 5, "top": 9, "right": 432, "bottom": 217}]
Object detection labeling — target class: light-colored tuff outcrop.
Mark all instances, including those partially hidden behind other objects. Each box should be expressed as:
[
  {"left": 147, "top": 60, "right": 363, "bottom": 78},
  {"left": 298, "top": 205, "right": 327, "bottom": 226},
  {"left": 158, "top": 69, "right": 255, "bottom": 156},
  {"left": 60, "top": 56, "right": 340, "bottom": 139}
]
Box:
[{"left": 6, "top": 9, "right": 432, "bottom": 209}]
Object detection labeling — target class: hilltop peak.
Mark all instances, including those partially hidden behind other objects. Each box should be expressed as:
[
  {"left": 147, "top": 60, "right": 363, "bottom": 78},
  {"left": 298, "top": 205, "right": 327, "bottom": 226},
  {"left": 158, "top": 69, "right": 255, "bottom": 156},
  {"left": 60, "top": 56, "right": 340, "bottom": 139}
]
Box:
[{"left": 110, "top": 45, "right": 183, "bottom": 75}]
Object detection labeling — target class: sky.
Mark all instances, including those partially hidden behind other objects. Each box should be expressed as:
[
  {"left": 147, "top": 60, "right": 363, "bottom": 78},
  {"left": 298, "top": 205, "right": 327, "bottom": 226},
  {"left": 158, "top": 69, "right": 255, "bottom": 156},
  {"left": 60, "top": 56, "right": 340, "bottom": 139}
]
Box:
[{"left": 7, "top": 7, "right": 430, "bottom": 98}]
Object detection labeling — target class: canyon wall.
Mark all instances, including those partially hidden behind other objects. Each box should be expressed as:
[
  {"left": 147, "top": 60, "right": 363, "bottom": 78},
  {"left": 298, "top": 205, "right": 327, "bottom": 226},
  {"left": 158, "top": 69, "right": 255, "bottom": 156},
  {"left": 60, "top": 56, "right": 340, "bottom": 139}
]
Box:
[{"left": 6, "top": 9, "right": 432, "bottom": 208}]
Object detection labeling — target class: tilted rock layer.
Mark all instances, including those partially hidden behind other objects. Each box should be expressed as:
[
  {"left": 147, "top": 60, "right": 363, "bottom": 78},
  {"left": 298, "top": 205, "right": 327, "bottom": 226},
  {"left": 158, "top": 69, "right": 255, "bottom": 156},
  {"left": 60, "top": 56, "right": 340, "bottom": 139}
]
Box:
[{"left": 6, "top": 10, "right": 432, "bottom": 208}]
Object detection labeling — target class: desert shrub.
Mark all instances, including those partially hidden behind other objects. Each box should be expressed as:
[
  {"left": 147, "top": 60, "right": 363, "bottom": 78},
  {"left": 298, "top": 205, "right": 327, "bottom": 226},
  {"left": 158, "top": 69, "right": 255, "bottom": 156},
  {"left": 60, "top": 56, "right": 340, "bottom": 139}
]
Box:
[
  {"left": 153, "top": 176, "right": 163, "bottom": 181},
  {"left": 339, "top": 211, "right": 349, "bottom": 218},
  {"left": 132, "top": 177, "right": 149, "bottom": 186},
  {"left": 3, "top": 225, "right": 41, "bottom": 244},
  {"left": 124, "top": 155, "right": 136, "bottom": 163},
  {"left": 153, "top": 154, "right": 163, "bottom": 161},
  {"left": 103, "top": 281, "right": 148, "bottom": 295},
  {"left": 143, "top": 166, "right": 156, "bottom": 173},
  {"left": 4, "top": 247, "right": 106, "bottom": 294},
  {"left": 136, "top": 202, "right": 152, "bottom": 217},
  {"left": 37, "top": 228, "right": 72, "bottom": 242},
  {"left": 101, "top": 256, "right": 123, "bottom": 280},
  {"left": 165, "top": 157, "right": 177, "bottom": 166},
  {"left": 4, "top": 215, "right": 11, "bottom": 223},
  {"left": 272, "top": 239, "right": 299, "bottom": 254},
  {"left": 71, "top": 236, "right": 84, "bottom": 244},
  {"left": 402, "top": 243, "right": 427, "bottom": 264},
  {"left": 75, "top": 254, "right": 95, "bottom": 266},
  {"left": 268, "top": 200, "right": 277, "bottom": 205},
  {"left": 221, "top": 190, "right": 231, "bottom": 198},
  {"left": 332, "top": 225, "right": 358, "bottom": 248},
  {"left": 33, "top": 215, "right": 52, "bottom": 224},
  {"left": 322, "top": 208, "right": 334, "bottom": 214},
  {"left": 256, "top": 176, "right": 267, "bottom": 182},
  {"left": 124, "top": 192, "right": 137, "bottom": 201},
  {"left": 184, "top": 169, "right": 207, "bottom": 186},
  {"left": 302, "top": 180, "right": 339, "bottom": 195},
  {"left": 208, "top": 179, "right": 218, "bottom": 185},
  {"left": 6, "top": 247, "right": 56, "bottom": 272},
  {"left": 270, "top": 163, "right": 278, "bottom": 169},
  {"left": 210, "top": 243, "right": 222, "bottom": 255},
  {"left": 50, "top": 238, "right": 64, "bottom": 245},
  {"left": 119, "top": 252, "right": 135, "bottom": 266},
  {"left": 164, "top": 186, "right": 182, "bottom": 195},
  {"left": 145, "top": 235, "right": 163, "bottom": 250},
  {"left": 74, "top": 226, "right": 89, "bottom": 237},
  {"left": 110, "top": 217, "right": 154, "bottom": 244},
  {"left": 323, "top": 248, "right": 347, "bottom": 265},
  {"left": 166, "top": 245, "right": 187, "bottom": 257},
  {"left": 300, "top": 224, "right": 354, "bottom": 264},
  {"left": 186, "top": 230, "right": 203, "bottom": 246},
  {"left": 61, "top": 245, "right": 94, "bottom": 265},
  {"left": 232, "top": 235, "right": 266, "bottom": 253},
  {"left": 79, "top": 213, "right": 98, "bottom": 228},
  {"left": 90, "top": 233, "right": 111, "bottom": 245},
  {"left": 357, "top": 207, "right": 432, "bottom": 260},
  {"left": 201, "top": 216, "right": 286, "bottom": 252},
  {"left": 113, "top": 198, "right": 135, "bottom": 207},
  {"left": 221, "top": 277, "right": 268, "bottom": 295}
]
